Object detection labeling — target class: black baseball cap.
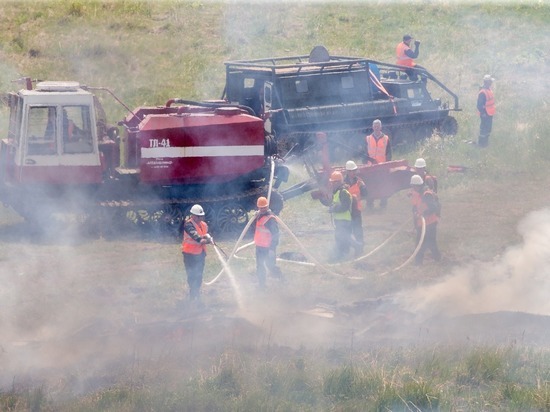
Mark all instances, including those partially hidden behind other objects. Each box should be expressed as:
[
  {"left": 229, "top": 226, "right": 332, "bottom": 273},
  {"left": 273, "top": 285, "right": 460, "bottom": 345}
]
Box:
[{"left": 403, "top": 34, "right": 413, "bottom": 41}]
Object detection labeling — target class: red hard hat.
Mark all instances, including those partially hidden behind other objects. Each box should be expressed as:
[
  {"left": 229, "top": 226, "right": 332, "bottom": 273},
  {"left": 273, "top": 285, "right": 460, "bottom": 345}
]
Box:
[
  {"left": 329, "top": 171, "right": 344, "bottom": 182},
  {"left": 257, "top": 196, "right": 269, "bottom": 208}
]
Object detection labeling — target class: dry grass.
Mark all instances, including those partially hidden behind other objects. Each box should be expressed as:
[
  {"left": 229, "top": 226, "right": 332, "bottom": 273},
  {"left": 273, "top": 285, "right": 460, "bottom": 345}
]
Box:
[{"left": 1, "top": 1, "right": 550, "bottom": 410}]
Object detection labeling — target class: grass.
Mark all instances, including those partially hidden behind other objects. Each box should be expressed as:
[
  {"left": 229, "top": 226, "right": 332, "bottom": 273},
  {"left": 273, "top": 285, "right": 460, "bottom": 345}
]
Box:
[{"left": 2, "top": 0, "right": 550, "bottom": 411}]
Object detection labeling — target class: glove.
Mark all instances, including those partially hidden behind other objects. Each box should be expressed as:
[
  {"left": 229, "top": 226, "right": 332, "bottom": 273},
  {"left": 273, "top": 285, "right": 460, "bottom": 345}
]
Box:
[
  {"left": 414, "top": 40, "right": 420, "bottom": 46},
  {"left": 205, "top": 234, "right": 213, "bottom": 244}
]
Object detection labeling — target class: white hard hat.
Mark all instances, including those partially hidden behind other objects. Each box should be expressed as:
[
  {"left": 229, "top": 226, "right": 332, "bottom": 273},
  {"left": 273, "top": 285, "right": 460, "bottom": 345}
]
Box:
[
  {"left": 190, "top": 204, "right": 205, "bottom": 216},
  {"left": 414, "top": 158, "right": 426, "bottom": 168},
  {"left": 483, "top": 74, "right": 494, "bottom": 82},
  {"left": 345, "top": 160, "right": 358, "bottom": 171},
  {"left": 410, "top": 174, "right": 424, "bottom": 186}
]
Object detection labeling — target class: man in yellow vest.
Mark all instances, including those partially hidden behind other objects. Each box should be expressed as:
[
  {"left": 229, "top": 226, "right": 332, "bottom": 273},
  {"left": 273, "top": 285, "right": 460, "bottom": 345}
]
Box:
[
  {"left": 410, "top": 175, "right": 441, "bottom": 265},
  {"left": 181, "top": 204, "right": 212, "bottom": 304},
  {"left": 365, "top": 119, "right": 392, "bottom": 210},
  {"left": 254, "top": 196, "right": 282, "bottom": 289},
  {"left": 477, "top": 74, "right": 496, "bottom": 147},
  {"left": 344, "top": 160, "right": 368, "bottom": 256},
  {"left": 328, "top": 171, "right": 353, "bottom": 262}
]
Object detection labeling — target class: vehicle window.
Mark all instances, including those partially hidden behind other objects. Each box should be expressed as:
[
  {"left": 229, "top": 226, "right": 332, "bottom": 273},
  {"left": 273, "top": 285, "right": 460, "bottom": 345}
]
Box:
[
  {"left": 296, "top": 79, "right": 308, "bottom": 93},
  {"left": 62, "top": 105, "right": 93, "bottom": 154},
  {"left": 341, "top": 76, "right": 354, "bottom": 89},
  {"left": 244, "top": 78, "right": 255, "bottom": 89},
  {"left": 27, "top": 106, "right": 57, "bottom": 155},
  {"left": 407, "top": 87, "right": 425, "bottom": 99}
]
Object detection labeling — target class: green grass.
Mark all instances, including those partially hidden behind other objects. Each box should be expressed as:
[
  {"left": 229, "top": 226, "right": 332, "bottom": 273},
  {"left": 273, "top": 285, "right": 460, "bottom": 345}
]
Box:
[{"left": 2, "top": 1, "right": 550, "bottom": 411}]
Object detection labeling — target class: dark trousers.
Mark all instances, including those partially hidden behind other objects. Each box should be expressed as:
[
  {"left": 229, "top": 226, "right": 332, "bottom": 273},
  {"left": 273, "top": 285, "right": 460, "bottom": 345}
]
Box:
[
  {"left": 478, "top": 115, "right": 493, "bottom": 147},
  {"left": 183, "top": 252, "right": 206, "bottom": 300},
  {"left": 415, "top": 223, "right": 441, "bottom": 264},
  {"left": 333, "top": 219, "right": 352, "bottom": 261},
  {"left": 256, "top": 246, "right": 281, "bottom": 288},
  {"left": 351, "top": 211, "right": 364, "bottom": 251}
]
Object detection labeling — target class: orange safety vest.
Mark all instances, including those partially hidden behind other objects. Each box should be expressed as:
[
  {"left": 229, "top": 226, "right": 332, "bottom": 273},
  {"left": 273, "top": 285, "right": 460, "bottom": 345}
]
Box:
[
  {"left": 366, "top": 134, "right": 389, "bottom": 164},
  {"left": 414, "top": 189, "right": 439, "bottom": 227},
  {"left": 396, "top": 42, "right": 415, "bottom": 67},
  {"left": 348, "top": 180, "right": 364, "bottom": 211},
  {"left": 254, "top": 214, "right": 274, "bottom": 248},
  {"left": 478, "top": 89, "right": 496, "bottom": 116},
  {"left": 181, "top": 218, "right": 208, "bottom": 254}
]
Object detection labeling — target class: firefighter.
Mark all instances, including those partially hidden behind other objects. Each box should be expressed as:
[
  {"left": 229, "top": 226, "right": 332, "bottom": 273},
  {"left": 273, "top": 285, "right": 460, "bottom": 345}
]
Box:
[
  {"left": 344, "top": 160, "right": 368, "bottom": 256},
  {"left": 395, "top": 34, "right": 423, "bottom": 80},
  {"left": 477, "top": 74, "right": 496, "bottom": 147},
  {"left": 413, "top": 158, "right": 438, "bottom": 193},
  {"left": 328, "top": 171, "right": 353, "bottom": 262},
  {"left": 410, "top": 175, "right": 441, "bottom": 265},
  {"left": 365, "top": 119, "right": 392, "bottom": 210},
  {"left": 254, "top": 196, "right": 282, "bottom": 289},
  {"left": 181, "top": 204, "right": 212, "bottom": 303}
]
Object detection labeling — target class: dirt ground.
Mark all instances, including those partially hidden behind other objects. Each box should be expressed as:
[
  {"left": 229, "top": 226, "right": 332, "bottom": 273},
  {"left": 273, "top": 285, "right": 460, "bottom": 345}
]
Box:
[{"left": 2, "top": 169, "right": 550, "bottom": 393}]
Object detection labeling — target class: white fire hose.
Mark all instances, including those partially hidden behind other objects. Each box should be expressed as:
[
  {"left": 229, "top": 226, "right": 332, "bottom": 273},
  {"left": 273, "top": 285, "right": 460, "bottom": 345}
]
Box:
[{"left": 379, "top": 216, "right": 426, "bottom": 277}]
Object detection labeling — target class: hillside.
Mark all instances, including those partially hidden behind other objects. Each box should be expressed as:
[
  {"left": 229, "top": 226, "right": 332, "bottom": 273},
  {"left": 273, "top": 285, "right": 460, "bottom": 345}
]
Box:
[{"left": 1, "top": 1, "right": 550, "bottom": 410}]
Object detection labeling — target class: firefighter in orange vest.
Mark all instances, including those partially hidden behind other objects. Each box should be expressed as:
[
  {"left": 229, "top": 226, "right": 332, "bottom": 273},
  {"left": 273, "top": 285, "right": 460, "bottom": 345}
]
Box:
[
  {"left": 344, "top": 160, "right": 368, "bottom": 256},
  {"left": 181, "top": 204, "right": 212, "bottom": 303},
  {"left": 365, "top": 119, "right": 392, "bottom": 209},
  {"left": 477, "top": 74, "right": 496, "bottom": 147},
  {"left": 410, "top": 175, "right": 441, "bottom": 265},
  {"left": 328, "top": 171, "right": 353, "bottom": 261},
  {"left": 395, "top": 34, "right": 423, "bottom": 80},
  {"left": 254, "top": 196, "right": 282, "bottom": 289},
  {"left": 413, "top": 158, "right": 438, "bottom": 193}
]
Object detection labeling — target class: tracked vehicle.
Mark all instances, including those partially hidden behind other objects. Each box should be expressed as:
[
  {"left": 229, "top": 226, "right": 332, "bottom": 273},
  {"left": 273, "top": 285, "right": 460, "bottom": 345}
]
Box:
[
  {"left": 0, "top": 79, "right": 288, "bottom": 235},
  {"left": 223, "top": 46, "right": 460, "bottom": 157}
]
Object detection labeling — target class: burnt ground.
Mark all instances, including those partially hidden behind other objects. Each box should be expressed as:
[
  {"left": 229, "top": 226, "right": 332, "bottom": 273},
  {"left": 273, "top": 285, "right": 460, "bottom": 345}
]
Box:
[{"left": 2, "top": 173, "right": 550, "bottom": 393}]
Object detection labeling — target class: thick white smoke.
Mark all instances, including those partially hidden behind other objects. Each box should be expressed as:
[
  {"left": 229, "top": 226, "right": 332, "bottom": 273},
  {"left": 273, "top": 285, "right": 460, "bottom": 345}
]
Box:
[{"left": 397, "top": 208, "right": 550, "bottom": 318}]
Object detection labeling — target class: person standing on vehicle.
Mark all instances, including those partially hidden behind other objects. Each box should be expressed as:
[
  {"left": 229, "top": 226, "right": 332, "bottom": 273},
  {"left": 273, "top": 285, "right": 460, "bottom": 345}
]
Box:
[
  {"left": 254, "top": 196, "right": 282, "bottom": 289},
  {"left": 396, "top": 34, "right": 422, "bottom": 80},
  {"left": 477, "top": 74, "right": 496, "bottom": 148},
  {"left": 413, "top": 158, "right": 438, "bottom": 193},
  {"left": 328, "top": 171, "right": 353, "bottom": 261},
  {"left": 344, "top": 160, "right": 368, "bottom": 256},
  {"left": 365, "top": 119, "right": 392, "bottom": 210},
  {"left": 181, "top": 204, "right": 212, "bottom": 304},
  {"left": 410, "top": 175, "right": 441, "bottom": 265}
]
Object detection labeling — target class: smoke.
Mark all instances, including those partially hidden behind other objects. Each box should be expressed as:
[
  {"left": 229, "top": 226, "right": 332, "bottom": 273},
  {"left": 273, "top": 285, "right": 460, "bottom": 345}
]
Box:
[{"left": 397, "top": 208, "right": 550, "bottom": 319}]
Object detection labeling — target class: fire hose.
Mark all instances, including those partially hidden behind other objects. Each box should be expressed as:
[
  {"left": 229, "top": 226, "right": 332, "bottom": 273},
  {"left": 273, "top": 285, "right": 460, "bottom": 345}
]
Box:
[
  {"left": 352, "top": 221, "right": 407, "bottom": 263},
  {"left": 206, "top": 158, "right": 277, "bottom": 286},
  {"left": 204, "top": 212, "right": 258, "bottom": 286},
  {"left": 378, "top": 216, "right": 426, "bottom": 277},
  {"left": 206, "top": 234, "right": 228, "bottom": 260}
]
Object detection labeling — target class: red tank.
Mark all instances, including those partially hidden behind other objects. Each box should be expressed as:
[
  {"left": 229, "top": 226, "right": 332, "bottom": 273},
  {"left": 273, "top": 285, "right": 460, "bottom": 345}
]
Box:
[{"left": 123, "top": 106, "right": 266, "bottom": 185}]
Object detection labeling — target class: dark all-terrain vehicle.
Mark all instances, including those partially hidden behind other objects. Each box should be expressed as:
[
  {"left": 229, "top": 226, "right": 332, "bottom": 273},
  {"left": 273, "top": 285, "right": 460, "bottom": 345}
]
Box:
[{"left": 222, "top": 46, "right": 460, "bottom": 157}]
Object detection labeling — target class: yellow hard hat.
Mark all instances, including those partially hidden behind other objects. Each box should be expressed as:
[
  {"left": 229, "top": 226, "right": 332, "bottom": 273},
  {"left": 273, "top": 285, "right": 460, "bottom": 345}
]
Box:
[
  {"left": 329, "top": 171, "right": 344, "bottom": 182},
  {"left": 257, "top": 196, "right": 269, "bottom": 208}
]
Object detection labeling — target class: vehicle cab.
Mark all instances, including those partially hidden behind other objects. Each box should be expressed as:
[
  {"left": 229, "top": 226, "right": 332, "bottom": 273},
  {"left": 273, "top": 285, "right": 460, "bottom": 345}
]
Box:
[{"left": 1, "top": 81, "right": 103, "bottom": 187}]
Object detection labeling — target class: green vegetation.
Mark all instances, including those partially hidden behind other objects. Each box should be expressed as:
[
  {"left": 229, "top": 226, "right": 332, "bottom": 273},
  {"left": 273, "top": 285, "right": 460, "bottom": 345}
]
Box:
[
  {"left": 2, "top": 345, "right": 549, "bottom": 411},
  {"left": 1, "top": 1, "right": 550, "bottom": 411}
]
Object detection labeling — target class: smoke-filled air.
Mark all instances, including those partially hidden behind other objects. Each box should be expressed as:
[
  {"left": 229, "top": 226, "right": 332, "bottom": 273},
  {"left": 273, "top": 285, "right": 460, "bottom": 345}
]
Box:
[{"left": 1, "top": 1, "right": 550, "bottom": 410}]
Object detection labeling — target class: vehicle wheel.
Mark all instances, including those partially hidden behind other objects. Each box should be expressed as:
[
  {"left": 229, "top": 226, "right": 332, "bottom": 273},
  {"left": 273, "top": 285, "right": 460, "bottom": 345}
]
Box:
[
  {"left": 216, "top": 202, "right": 249, "bottom": 235},
  {"left": 202, "top": 203, "right": 216, "bottom": 228},
  {"left": 392, "top": 128, "right": 416, "bottom": 146},
  {"left": 414, "top": 125, "right": 434, "bottom": 140},
  {"left": 159, "top": 203, "right": 186, "bottom": 236},
  {"left": 438, "top": 116, "right": 458, "bottom": 136}
]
